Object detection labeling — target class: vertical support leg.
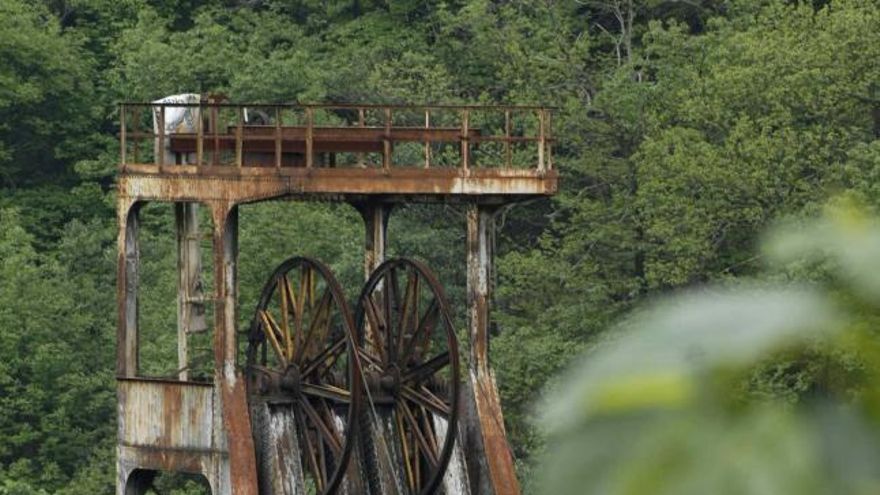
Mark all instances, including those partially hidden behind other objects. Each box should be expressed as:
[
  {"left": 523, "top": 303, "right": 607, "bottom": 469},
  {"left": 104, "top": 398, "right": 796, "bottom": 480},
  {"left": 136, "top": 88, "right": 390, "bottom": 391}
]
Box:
[
  {"left": 117, "top": 199, "right": 141, "bottom": 378},
  {"left": 465, "top": 204, "right": 521, "bottom": 495},
  {"left": 357, "top": 202, "right": 393, "bottom": 278},
  {"left": 211, "top": 203, "right": 258, "bottom": 495},
  {"left": 176, "top": 202, "right": 207, "bottom": 381}
]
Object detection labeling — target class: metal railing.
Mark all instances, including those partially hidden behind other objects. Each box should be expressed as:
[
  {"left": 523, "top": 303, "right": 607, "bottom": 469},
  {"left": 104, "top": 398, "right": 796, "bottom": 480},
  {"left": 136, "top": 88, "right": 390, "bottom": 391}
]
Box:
[{"left": 119, "top": 102, "right": 554, "bottom": 172}]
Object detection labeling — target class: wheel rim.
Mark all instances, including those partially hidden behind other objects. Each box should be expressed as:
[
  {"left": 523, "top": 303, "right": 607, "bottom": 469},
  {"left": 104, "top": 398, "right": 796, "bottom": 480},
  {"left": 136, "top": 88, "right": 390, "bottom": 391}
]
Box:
[
  {"left": 246, "top": 256, "right": 361, "bottom": 495},
  {"left": 355, "top": 258, "right": 460, "bottom": 495}
]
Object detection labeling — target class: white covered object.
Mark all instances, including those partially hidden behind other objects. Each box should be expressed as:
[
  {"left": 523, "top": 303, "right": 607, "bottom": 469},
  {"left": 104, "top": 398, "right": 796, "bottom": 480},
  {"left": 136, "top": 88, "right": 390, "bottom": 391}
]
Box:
[{"left": 152, "top": 93, "right": 200, "bottom": 165}]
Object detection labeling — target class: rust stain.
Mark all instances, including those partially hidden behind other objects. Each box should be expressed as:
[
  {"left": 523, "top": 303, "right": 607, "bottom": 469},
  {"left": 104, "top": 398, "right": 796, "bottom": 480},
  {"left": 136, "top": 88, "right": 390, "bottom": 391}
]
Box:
[
  {"left": 117, "top": 168, "right": 557, "bottom": 207},
  {"left": 472, "top": 367, "right": 520, "bottom": 495},
  {"left": 221, "top": 376, "right": 259, "bottom": 495},
  {"left": 467, "top": 205, "right": 522, "bottom": 495},
  {"left": 118, "top": 379, "right": 214, "bottom": 450}
]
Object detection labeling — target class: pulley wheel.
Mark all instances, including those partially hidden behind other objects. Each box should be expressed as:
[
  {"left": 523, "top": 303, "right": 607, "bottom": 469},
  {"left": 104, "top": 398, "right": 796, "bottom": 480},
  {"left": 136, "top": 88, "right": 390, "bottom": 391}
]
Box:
[
  {"left": 246, "top": 256, "right": 361, "bottom": 495},
  {"left": 355, "top": 258, "right": 461, "bottom": 495}
]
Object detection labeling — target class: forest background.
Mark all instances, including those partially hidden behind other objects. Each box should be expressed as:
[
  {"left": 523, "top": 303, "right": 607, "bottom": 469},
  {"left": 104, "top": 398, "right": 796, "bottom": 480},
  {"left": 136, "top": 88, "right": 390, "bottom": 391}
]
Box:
[{"left": 1, "top": 0, "right": 879, "bottom": 493}]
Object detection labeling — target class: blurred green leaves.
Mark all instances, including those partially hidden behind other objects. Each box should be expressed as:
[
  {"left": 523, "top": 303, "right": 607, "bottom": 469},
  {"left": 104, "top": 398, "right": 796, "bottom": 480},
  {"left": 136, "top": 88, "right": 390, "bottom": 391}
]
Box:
[{"left": 539, "top": 202, "right": 880, "bottom": 494}]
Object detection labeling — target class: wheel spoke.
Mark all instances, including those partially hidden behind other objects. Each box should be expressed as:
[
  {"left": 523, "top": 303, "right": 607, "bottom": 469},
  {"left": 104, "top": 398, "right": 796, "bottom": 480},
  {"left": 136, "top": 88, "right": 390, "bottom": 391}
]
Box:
[
  {"left": 401, "top": 385, "right": 451, "bottom": 418},
  {"left": 301, "top": 383, "right": 352, "bottom": 404},
  {"left": 355, "top": 347, "right": 383, "bottom": 373},
  {"left": 259, "top": 311, "right": 288, "bottom": 367},
  {"left": 302, "top": 337, "right": 346, "bottom": 377},
  {"left": 395, "top": 405, "right": 416, "bottom": 492},
  {"left": 295, "top": 266, "right": 309, "bottom": 352},
  {"left": 385, "top": 268, "right": 400, "bottom": 363},
  {"left": 397, "top": 269, "right": 419, "bottom": 362},
  {"left": 295, "top": 404, "right": 324, "bottom": 493},
  {"left": 400, "top": 400, "right": 439, "bottom": 467},
  {"left": 278, "top": 276, "right": 294, "bottom": 361},
  {"left": 295, "top": 288, "right": 333, "bottom": 364},
  {"left": 403, "top": 298, "right": 439, "bottom": 365},
  {"left": 402, "top": 351, "right": 450, "bottom": 384},
  {"left": 419, "top": 403, "right": 440, "bottom": 454},
  {"left": 364, "top": 295, "right": 387, "bottom": 364},
  {"left": 300, "top": 399, "right": 343, "bottom": 457}
]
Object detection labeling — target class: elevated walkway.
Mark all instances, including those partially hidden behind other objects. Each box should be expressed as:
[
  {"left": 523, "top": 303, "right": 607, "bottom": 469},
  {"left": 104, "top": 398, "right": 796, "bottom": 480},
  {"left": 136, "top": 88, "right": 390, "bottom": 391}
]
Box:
[{"left": 118, "top": 103, "right": 557, "bottom": 204}]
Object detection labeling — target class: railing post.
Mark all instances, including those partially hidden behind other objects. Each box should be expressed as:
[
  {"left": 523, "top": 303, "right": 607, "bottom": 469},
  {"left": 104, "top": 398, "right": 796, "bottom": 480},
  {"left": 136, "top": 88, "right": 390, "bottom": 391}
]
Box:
[
  {"left": 120, "top": 104, "right": 126, "bottom": 168},
  {"left": 305, "top": 107, "right": 314, "bottom": 169},
  {"left": 158, "top": 105, "right": 165, "bottom": 167},
  {"left": 504, "top": 110, "right": 511, "bottom": 169},
  {"left": 132, "top": 107, "right": 141, "bottom": 164},
  {"left": 211, "top": 105, "right": 219, "bottom": 166},
  {"left": 537, "top": 109, "right": 545, "bottom": 172},
  {"left": 545, "top": 109, "right": 552, "bottom": 171},
  {"left": 383, "top": 108, "right": 392, "bottom": 170},
  {"left": 275, "top": 107, "right": 282, "bottom": 169},
  {"left": 424, "top": 109, "right": 431, "bottom": 168},
  {"left": 236, "top": 106, "right": 243, "bottom": 168},
  {"left": 357, "top": 108, "right": 366, "bottom": 168},
  {"left": 196, "top": 103, "right": 204, "bottom": 167},
  {"left": 461, "top": 109, "right": 470, "bottom": 171}
]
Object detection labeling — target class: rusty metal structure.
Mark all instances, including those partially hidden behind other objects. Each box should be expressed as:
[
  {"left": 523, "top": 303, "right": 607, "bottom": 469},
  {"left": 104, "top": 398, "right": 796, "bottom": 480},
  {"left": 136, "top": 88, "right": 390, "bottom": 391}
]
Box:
[{"left": 115, "top": 100, "right": 557, "bottom": 495}]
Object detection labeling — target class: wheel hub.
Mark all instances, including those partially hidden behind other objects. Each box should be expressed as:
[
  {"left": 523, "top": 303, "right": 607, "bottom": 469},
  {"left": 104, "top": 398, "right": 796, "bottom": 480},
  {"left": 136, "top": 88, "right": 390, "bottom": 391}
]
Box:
[{"left": 280, "top": 366, "right": 301, "bottom": 397}]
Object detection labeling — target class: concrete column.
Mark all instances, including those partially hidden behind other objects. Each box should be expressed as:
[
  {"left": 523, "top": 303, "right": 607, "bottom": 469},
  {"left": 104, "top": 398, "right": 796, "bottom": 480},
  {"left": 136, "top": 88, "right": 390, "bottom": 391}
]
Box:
[
  {"left": 465, "top": 204, "right": 520, "bottom": 495},
  {"left": 357, "top": 202, "right": 393, "bottom": 278},
  {"left": 117, "top": 199, "right": 141, "bottom": 377},
  {"left": 211, "top": 203, "right": 258, "bottom": 495}
]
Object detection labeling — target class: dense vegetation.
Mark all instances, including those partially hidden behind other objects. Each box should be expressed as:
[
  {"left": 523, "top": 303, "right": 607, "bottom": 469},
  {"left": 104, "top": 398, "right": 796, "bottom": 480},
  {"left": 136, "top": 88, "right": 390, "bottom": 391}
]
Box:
[{"left": 0, "top": 0, "right": 879, "bottom": 493}]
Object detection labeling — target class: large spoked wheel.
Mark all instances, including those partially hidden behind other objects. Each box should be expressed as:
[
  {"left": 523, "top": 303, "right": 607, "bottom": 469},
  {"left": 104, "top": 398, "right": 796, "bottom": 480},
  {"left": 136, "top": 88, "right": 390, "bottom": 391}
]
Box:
[
  {"left": 355, "top": 258, "right": 461, "bottom": 495},
  {"left": 246, "top": 257, "right": 361, "bottom": 495}
]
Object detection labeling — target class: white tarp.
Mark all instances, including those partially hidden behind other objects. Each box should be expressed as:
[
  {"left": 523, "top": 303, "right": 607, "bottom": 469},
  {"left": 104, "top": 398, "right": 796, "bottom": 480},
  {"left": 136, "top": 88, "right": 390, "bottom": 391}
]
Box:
[{"left": 152, "top": 93, "right": 201, "bottom": 165}]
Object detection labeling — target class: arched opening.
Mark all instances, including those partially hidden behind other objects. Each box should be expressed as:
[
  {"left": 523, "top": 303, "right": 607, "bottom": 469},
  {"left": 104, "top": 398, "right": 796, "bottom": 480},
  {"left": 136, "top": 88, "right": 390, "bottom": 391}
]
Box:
[{"left": 125, "top": 469, "right": 212, "bottom": 495}]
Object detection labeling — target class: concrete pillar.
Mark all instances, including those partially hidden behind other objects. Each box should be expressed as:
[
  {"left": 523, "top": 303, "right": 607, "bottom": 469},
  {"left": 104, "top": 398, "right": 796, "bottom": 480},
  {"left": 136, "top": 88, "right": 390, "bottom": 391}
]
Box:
[
  {"left": 117, "top": 199, "right": 141, "bottom": 377},
  {"left": 465, "top": 204, "right": 520, "bottom": 495},
  {"left": 357, "top": 202, "right": 393, "bottom": 277},
  {"left": 211, "top": 203, "right": 258, "bottom": 495}
]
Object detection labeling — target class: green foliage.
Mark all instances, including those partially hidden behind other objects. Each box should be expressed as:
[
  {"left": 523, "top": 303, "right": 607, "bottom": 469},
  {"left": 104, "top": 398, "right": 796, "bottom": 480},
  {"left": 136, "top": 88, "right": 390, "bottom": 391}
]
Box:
[
  {"left": 0, "top": 208, "right": 115, "bottom": 491},
  {"left": 538, "top": 203, "right": 880, "bottom": 495},
  {"left": 0, "top": 0, "right": 98, "bottom": 185}
]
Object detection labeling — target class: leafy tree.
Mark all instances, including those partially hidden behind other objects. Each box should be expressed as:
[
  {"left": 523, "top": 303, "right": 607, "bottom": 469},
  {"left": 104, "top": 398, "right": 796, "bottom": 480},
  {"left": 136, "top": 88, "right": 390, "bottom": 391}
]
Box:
[{"left": 0, "top": 0, "right": 97, "bottom": 185}]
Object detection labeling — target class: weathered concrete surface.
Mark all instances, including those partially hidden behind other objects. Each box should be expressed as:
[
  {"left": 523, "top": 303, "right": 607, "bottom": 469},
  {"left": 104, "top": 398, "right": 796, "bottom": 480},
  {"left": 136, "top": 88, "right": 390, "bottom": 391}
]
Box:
[
  {"left": 434, "top": 415, "right": 472, "bottom": 495},
  {"left": 465, "top": 205, "right": 521, "bottom": 495},
  {"left": 117, "top": 167, "right": 557, "bottom": 206}
]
